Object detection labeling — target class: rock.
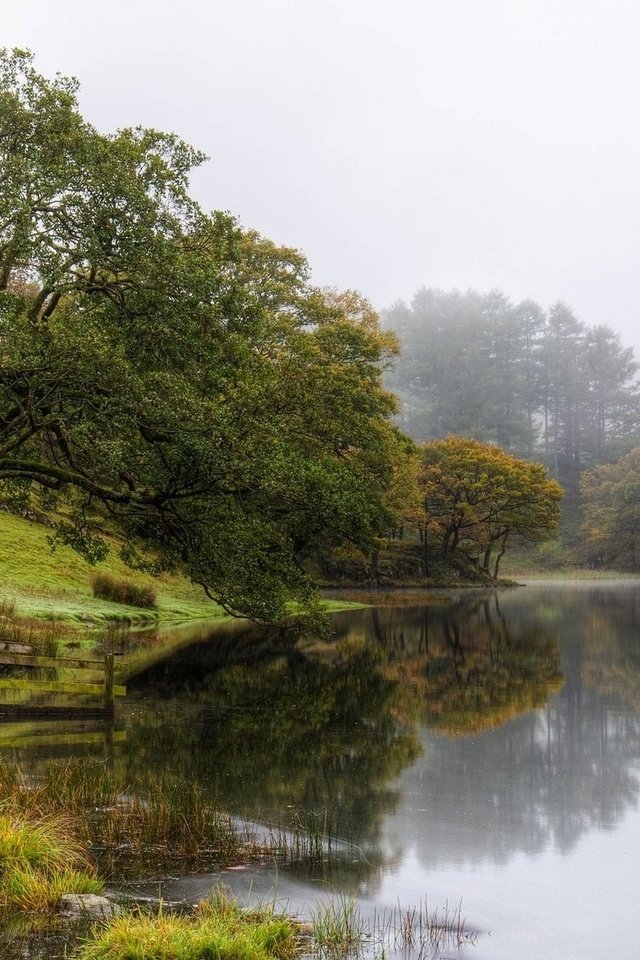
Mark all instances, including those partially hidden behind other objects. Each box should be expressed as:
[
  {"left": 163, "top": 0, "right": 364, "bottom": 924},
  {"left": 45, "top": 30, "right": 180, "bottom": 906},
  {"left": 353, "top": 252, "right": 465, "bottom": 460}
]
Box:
[{"left": 58, "top": 893, "right": 117, "bottom": 918}]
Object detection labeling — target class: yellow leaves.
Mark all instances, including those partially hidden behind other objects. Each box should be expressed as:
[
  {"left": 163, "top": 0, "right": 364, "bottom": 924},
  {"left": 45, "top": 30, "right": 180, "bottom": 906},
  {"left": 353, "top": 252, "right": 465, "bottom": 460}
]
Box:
[{"left": 420, "top": 437, "right": 563, "bottom": 573}]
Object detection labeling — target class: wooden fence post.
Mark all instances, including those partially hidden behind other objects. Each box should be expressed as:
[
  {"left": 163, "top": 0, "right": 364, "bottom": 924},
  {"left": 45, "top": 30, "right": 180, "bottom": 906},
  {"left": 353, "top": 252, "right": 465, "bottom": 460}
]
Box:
[{"left": 104, "top": 654, "right": 115, "bottom": 715}]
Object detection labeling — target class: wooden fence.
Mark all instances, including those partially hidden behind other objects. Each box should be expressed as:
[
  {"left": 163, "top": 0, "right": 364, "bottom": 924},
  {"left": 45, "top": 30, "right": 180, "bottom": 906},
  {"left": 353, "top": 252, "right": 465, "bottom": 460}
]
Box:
[{"left": 0, "top": 643, "right": 126, "bottom": 716}]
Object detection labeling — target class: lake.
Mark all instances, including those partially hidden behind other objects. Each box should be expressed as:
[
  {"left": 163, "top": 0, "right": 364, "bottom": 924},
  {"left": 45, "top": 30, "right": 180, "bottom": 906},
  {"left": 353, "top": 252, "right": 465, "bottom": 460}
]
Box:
[{"left": 3, "top": 581, "right": 640, "bottom": 959}]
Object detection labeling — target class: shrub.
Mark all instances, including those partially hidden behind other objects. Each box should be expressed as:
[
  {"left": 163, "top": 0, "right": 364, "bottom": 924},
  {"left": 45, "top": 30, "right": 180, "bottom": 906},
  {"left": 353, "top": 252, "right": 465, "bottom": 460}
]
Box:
[
  {"left": 0, "top": 598, "right": 17, "bottom": 619},
  {"left": 90, "top": 573, "right": 157, "bottom": 609}
]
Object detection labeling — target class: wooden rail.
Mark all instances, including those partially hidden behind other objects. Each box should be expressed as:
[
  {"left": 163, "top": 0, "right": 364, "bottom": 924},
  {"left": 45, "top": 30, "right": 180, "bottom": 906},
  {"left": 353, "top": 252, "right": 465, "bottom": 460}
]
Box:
[{"left": 0, "top": 650, "right": 126, "bottom": 715}]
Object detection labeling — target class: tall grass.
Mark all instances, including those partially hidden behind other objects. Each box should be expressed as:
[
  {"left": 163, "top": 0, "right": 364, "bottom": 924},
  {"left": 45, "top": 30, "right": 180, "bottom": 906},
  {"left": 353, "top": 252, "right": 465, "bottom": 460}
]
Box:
[
  {"left": 0, "top": 763, "right": 362, "bottom": 883},
  {"left": 311, "top": 897, "right": 369, "bottom": 958},
  {"left": 0, "top": 807, "right": 102, "bottom": 910},
  {"left": 0, "top": 763, "right": 269, "bottom": 878},
  {"left": 90, "top": 573, "right": 157, "bottom": 609},
  {"left": 0, "top": 605, "right": 66, "bottom": 657},
  {"left": 311, "top": 897, "right": 477, "bottom": 959}
]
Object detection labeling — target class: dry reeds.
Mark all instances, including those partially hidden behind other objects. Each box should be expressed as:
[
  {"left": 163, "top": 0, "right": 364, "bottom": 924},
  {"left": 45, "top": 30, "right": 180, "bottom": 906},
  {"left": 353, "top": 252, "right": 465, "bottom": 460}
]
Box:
[
  {"left": 311, "top": 896, "right": 477, "bottom": 959},
  {"left": 0, "top": 606, "right": 66, "bottom": 657},
  {"left": 0, "top": 763, "right": 266, "bottom": 878}
]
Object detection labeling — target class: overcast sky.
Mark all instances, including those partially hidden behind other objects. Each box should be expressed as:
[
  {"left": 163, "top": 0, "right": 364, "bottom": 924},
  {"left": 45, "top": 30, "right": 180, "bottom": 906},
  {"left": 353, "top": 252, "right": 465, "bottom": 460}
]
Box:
[{"left": 5, "top": 0, "right": 640, "bottom": 354}]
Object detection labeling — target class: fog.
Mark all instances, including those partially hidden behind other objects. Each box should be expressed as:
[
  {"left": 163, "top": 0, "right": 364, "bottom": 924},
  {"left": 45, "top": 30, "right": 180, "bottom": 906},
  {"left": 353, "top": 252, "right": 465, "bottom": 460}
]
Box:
[{"left": 5, "top": 0, "right": 640, "bottom": 355}]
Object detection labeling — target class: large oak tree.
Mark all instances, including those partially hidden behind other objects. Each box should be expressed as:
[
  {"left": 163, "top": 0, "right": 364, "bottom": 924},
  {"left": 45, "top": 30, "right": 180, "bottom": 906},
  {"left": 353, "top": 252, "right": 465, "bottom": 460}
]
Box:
[{"left": 0, "top": 49, "right": 411, "bottom": 619}]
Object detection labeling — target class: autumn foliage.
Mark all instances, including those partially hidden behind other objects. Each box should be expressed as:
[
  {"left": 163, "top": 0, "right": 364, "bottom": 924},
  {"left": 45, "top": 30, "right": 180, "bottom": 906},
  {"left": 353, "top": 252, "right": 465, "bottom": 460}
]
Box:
[{"left": 420, "top": 437, "right": 563, "bottom": 579}]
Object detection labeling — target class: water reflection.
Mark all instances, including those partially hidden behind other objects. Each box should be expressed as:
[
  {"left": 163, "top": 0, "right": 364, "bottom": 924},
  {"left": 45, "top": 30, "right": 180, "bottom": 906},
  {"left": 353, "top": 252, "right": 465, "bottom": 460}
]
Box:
[
  {"left": 331, "top": 593, "right": 564, "bottom": 732},
  {"left": 123, "top": 633, "right": 421, "bottom": 869},
  {"left": 4, "top": 584, "right": 640, "bottom": 960},
  {"left": 4, "top": 585, "right": 640, "bottom": 885}
]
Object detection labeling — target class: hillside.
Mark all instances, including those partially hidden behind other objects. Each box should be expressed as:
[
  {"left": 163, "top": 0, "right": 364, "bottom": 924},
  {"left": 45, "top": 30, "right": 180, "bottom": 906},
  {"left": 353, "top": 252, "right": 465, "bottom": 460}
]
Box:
[{"left": 0, "top": 510, "right": 223, "bottom": 625}]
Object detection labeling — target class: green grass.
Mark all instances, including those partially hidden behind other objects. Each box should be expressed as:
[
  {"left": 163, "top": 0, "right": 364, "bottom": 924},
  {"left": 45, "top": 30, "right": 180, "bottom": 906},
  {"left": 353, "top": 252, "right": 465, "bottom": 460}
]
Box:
[
  {"left": 0, "top": 807, "right": 102, "bottom": 911},
  {"left": 75, "top": 889, "right": 300, "bottom": 960},
  {"left": 311, "top": 896, "right": 368, "bottom": 959},
  {"left": 0, "top": 510, "right": 227, "bottom": 625},
  {"left": 0, "top": 512, "right": 367, "bottom": 631}
]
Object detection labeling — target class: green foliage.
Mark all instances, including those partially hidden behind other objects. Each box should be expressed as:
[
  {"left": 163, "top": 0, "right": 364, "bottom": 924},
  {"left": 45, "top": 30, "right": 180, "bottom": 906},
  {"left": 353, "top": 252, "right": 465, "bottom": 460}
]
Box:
[
  {"left": 0, "top": 49, "right": 412, "bottom": 621},
  {"left": 421, "top": 437, "right": 563, "bottom": 578},
  {"left": 579, "top": 447, "right": 640, "bottom": 569},
  {"left": 91, "top": 572, "right": 157, "bottom": 609},
  {"left": 47, "top": 523, "right": 109, "bottom": 565}
]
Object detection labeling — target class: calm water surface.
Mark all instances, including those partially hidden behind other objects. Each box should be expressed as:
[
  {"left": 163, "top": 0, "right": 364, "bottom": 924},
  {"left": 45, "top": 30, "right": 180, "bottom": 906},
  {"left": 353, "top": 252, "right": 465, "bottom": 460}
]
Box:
[{"left": 5, "top": 581, "right": 640, "bottom": 960}]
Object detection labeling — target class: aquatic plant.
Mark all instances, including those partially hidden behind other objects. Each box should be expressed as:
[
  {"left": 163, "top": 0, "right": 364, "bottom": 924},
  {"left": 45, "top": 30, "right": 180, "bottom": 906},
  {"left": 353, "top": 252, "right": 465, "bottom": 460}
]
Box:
[
  {"left": 0, "top": 763, "right": 248, "bottom": 875},
  {"left": 0, "top": 606, "right": 67, "bottom": 657},
  {"left": 381, "top": 898, "right": 475, "bottom": 952},
  {"left": 75, "top": 888, "right": 301, "bottom": 960},
  {"left": 311, "top": 897, "right": 369, "bottom": 958},
  {"left": 0, "top": 762, "right": 341, "bottom": 879},
  {"left": 311, "top": 896, "right": 477, "bottom": 959}
]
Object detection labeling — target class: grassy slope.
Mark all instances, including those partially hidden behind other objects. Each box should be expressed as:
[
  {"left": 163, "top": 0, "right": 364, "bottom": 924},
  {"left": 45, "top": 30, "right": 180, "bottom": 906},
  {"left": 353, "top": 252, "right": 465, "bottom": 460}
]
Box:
[
  {"left": 0, "top": 510, "right": 224, "bottom": 624},
  {"left": 0, "top": 511, "right": 366, "bottom": 628}
]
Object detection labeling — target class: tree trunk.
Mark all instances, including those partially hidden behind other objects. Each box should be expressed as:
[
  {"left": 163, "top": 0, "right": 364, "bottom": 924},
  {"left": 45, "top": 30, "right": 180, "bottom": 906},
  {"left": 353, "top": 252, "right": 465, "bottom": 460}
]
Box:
[{"left": 493, "top": 532, "right": 509, "bottom": 579}]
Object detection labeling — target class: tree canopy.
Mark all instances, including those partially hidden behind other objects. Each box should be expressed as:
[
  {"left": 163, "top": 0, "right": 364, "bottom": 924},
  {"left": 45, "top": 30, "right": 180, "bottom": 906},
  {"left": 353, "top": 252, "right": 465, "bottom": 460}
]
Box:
[
  {"left": 384, "top": 288, "right": 640, "bottom": 488},
  {"left": 0, "top": 49, "right": 412, "bottom": 619},
  {"left": 579, "top": 447, "right": 640, "bottom": 569},
  {"left": 421, "top": 437, "right": 563, "bottom": 578}
]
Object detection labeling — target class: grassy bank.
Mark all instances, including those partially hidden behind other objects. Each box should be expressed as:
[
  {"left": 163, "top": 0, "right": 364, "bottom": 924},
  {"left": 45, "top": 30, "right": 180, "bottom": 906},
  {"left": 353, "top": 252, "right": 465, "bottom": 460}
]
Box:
[
  {"left": 0, "top": 512, "right": 367, "bottom": 634},
  {"left": 77, "top": 892, "right": 300, "bottom": 960},
  {"left": 0, "top": 763, "right": 477, "bottom": 957},
  {"left": 0, "top": 511, "right": 223, "bottom": 625}
]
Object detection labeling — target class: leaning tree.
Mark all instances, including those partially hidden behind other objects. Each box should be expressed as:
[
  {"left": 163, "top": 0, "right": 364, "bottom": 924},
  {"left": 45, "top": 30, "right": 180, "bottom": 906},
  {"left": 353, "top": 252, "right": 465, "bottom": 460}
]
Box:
[{"left": 0, "top": 49, "right": 412, "bottom": 619}]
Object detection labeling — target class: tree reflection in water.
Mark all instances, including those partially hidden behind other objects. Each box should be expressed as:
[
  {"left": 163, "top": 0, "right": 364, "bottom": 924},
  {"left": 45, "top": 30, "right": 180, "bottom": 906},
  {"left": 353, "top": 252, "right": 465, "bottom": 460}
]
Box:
[
  {"left": 7, "top": 584, "right": 640, "bottom": 893},
  {"left": 121, "top": 591, "right": 574, "bottom": 886},
  {"left": 384, "top": 586, "right": 640, "bottom": 871}
]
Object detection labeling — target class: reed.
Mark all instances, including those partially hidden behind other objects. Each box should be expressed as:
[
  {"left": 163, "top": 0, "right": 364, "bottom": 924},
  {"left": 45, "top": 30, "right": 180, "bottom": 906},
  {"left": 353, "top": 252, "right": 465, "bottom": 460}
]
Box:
[
  {"left": 0, "top": 608, "right": 67, "bottom": 657},
  {"left": 0, "top": 763, "right": 269, "bottom": 878},
  {"left": 266, "top": 808, "right": 336, "bottom": 865},
  {"left": 371, "top": 899, "right": 477, "bottom": 957},
  {"left": 311, "top": 896, "right": 477, "bottom": 959},
  {"left": 0, "top": 762, "right": 358, "bottom": 882},
  {"left": 311, "top": 897, "right": 369, "bottom": 959}
]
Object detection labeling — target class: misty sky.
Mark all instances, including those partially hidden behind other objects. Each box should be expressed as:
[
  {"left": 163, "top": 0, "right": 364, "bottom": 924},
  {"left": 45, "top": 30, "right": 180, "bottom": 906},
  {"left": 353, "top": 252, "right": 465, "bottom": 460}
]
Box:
[{"left": 5, "top": 0, "right": 640, "bottom": 354}]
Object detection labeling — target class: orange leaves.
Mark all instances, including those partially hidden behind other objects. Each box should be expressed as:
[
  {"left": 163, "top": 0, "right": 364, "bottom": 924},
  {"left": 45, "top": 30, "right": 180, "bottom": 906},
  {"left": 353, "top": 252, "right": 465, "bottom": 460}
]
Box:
[{"left": 420, "top": 437, "right": 563, "bottom": 577}]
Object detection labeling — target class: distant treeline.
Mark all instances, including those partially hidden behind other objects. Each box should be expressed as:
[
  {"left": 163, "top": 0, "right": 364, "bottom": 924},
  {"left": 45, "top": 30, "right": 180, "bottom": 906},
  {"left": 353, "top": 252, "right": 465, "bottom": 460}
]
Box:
[{"left": 383, "top": 289, "right": 640, "bottom": 489}]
